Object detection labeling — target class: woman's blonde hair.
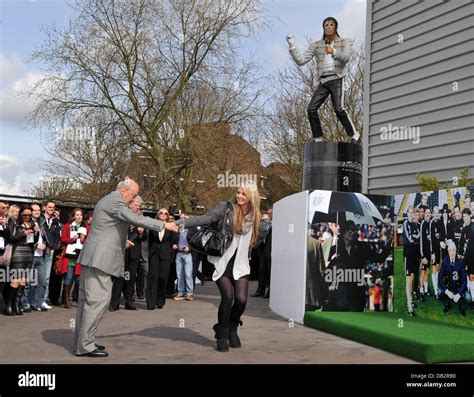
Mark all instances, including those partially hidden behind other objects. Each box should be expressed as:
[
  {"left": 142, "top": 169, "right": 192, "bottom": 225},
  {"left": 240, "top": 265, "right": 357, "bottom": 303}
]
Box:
[
  {"left": 233, "top": 183, "right": 261, "bottom": 246},
  {"left": 8, "top": 204, "right": 19, "bottom": 219}
]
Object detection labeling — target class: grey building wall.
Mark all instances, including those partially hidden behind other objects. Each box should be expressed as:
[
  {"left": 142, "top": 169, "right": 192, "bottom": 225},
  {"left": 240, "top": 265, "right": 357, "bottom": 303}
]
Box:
[{"left": 362, "top": 0, "right": 474, "bottom": 195}]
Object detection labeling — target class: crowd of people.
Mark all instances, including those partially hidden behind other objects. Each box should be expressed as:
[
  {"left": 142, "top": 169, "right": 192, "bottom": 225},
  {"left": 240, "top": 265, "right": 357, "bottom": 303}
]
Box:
[
  {"left": 0, "top": 181, "right": 274, "bottom": 355},
  {"left": 402, "top": 193, "right": 474, "bottom": 317},
  {"left": 306, "top": 216, "right": 393, "bottom": 312},
  {"left": 0, "top": 200, "right": 76, "bottom": 315}
]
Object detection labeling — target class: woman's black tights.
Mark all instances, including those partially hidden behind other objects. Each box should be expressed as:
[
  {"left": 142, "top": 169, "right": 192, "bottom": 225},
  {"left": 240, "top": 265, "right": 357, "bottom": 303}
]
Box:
[{"left": 215, "top": 276, "right": 249, "bottom": 326}]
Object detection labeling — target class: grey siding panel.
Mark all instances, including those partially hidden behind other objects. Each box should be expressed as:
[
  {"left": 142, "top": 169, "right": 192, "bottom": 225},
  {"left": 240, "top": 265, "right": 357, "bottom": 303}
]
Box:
[
  {"left": 371, "top": 70, "right": 473, "bottom": 103},
  {"left": 370, "top": 77, "right": 474, "bottom": 114},
  {"left": 372, "top": 0, "right": 421, "bottom": 23},
  {"left": 371, "top": 50, "right": 473, "bottom": 84},
  {"left": 371, "top": 1, "right": 470, "bottom": 46},
  {"left": 368, "top": 126, "right": 473, "bottom": 156},
  {"left": 369, "top": 102, "right": 473, "bottom": 126},
  {"left": 371, "top": 89, "right": 473, "bottom": 115},
  {"left": 372, "top": 22, "right": 473, "bottom": 69},
  {"left": 369, "top": 139, "right": 474, "bottom": 164},
  {"left": 363, "top": 0, "right": 474, "bottom": 195},
  {"left": 370, "top": 58, "right": 474, "bottom": 92},
  {"left": 368, "top": 152, "right": 474, "bottom": 173}
]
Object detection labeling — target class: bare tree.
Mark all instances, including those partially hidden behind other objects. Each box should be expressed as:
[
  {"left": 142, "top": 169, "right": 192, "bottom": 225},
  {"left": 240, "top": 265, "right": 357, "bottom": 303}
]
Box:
[
  {"left": 35, "top": 111, "right": 133, "bottom": 201},
  {"left": 30, "top": 175, "right": 78, "bottom": 201},
  {"left": 27, "top": 0, "right": 267, "bottom": 204}
]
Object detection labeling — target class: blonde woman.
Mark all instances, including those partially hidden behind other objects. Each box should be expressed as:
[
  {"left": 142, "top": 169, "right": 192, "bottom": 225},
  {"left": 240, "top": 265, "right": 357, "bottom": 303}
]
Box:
[
  {"left": 7, "top": 204, "right": 20, "bottom": 233},
  {"left": 175, "top": 184, "right": 271, "bottom": 352}
]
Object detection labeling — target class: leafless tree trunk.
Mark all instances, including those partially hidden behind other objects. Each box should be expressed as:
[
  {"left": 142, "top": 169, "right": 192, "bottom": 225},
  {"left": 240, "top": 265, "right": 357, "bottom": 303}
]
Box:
[{"left": 27, "top": 0, "right": 267, "bottom": 205}]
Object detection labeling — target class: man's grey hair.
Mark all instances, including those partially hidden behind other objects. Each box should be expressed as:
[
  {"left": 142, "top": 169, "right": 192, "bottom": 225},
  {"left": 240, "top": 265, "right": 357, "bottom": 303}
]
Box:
[
  {"left": 116, "top": 177, "right": 132, "bottom": 191},
  {"left": 133, "top": 195, "right": 143, "bottom": 204},
  {"left": 447, "top": 241, "right": 457, "bottom": 252}
]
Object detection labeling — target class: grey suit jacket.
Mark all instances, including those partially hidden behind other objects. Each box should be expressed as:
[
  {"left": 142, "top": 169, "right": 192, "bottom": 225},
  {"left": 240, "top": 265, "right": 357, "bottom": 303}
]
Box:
[{"left": 78, "top": 191, "right": 165, "bottom": 277}]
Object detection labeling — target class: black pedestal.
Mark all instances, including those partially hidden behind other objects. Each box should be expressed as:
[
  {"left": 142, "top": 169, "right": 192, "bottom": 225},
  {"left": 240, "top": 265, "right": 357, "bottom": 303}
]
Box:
[{"left": 301, "top": 141, "right": 362, "bottom": 192}]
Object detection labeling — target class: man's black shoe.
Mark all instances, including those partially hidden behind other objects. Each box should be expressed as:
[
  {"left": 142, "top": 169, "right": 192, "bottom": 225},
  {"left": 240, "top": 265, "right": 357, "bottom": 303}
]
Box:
[
  {"left": 95, "top": 344, "right": 106, "bottom": 351},
  {"left": 75, "top": 348, "right": 108, "bottom": 357},
  {"left": 125, "top": 303, "right": 137, "bottom": 310}
]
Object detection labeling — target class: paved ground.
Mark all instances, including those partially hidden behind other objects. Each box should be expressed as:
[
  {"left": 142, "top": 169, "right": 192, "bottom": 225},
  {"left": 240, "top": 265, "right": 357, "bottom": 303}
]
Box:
[{"left": 0, "top": 281, "right": 416, "bottom": 364}]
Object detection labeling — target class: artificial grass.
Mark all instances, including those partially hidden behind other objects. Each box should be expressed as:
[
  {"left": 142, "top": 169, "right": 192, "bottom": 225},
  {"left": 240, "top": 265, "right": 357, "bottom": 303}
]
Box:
[
  {"left": 304, "top": 311, "right": 474, "bottom": 363},
  {"left": 393, "top": 247, "right": 474, "bottom": 328}
]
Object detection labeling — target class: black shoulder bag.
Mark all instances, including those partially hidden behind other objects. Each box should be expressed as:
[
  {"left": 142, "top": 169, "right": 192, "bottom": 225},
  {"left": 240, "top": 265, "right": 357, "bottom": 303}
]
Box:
[{"left": 187, "top": 201, "right": 233, "bottom": 257}]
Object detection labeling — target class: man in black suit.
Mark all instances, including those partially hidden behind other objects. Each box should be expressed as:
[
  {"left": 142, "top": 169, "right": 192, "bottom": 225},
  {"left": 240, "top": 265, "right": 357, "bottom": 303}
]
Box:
[
  {"left": 146, "top": 208, "right": 179, "bottom": 309},
  {"left": 123, "top": 217, "right": 147, "bottom": 310},
  {"left": 251, "top": 209, "right": 273, "bottom": 298}
]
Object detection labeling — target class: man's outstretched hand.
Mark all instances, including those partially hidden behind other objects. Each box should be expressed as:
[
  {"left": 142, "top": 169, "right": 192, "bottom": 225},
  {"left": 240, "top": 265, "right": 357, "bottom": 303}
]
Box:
[{"left": 165, "top": 222, "right": 179, "bottom": 233}]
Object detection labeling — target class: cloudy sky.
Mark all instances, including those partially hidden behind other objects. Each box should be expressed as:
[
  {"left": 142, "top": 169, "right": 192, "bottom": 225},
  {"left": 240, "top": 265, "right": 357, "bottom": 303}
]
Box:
[{"left": 0, "top": 0, "right": 367, "bottom": 195}]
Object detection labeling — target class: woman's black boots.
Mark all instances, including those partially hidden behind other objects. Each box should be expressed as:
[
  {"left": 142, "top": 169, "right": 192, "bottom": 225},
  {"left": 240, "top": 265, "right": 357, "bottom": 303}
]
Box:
[
  {"left": 3, "top": 287, "right": 18, "bottom": 316},
  {"left": 213, "top": 323, "right": 229, "bottom": 352},
  {"left": 228, "top": 320, "right": 242, "bottom": 348},
  {"left": 13, "top": 286, "right": 25, "bottom": 315}
]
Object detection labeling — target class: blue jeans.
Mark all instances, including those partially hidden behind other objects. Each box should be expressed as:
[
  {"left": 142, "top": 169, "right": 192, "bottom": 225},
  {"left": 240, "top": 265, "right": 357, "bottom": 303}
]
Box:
[
  {"left": 22, "top": 256, "right": 44, "bottom": 308},
  {"left": 176, "top": 252, "right": 194, "bottom": 296},
  {"left": 30, "top": 253, "right": 54, "bottom": 308},
  {"left": 63, "top": 265, "right": 80, "bottom": 286}
]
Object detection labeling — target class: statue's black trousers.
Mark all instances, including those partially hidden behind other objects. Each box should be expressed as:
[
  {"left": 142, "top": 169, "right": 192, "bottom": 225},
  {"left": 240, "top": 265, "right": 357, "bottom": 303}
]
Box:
[{"left": 307, "top": 76, "right": 356, "bottom": 139}]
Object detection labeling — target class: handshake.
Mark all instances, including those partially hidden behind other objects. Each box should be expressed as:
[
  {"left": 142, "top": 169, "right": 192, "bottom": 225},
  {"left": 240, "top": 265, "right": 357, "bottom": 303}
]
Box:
[
  {"left": 164, "top": 213, "right": 189, "bottom": 233},
  {"left": 164, "top": 221, "right": 179, "bottom": 233}
]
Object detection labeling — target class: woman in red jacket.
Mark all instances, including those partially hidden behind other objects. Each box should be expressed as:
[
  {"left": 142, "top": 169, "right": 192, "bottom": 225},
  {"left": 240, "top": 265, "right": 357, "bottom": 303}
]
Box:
[{"left": 59, "top": 208, "right": 89, "bottom": 308}]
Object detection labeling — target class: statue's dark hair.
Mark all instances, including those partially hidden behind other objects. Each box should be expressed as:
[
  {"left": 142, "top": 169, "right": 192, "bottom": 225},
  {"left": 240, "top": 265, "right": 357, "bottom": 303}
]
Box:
[{"left": 322, "top": 17, "right": 340, "bottom": 41}]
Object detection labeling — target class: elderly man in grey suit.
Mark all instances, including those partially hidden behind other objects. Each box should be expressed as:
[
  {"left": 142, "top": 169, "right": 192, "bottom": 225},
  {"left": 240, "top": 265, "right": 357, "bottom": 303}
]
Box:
[{"left": 74, "top": 178, "right": 179, "bottom": 357}]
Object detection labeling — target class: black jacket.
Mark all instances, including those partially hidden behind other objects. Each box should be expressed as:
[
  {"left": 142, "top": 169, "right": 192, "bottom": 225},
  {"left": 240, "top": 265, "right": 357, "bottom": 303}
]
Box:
[
  {"left": 149, "top": 229, "right": 179, "bottom": 261},
  {"left": 39, "top": 214, "right": 61, "bottom": 251},
  {"left": 127, "top": 225, "right": 147, "bottom": 261}
]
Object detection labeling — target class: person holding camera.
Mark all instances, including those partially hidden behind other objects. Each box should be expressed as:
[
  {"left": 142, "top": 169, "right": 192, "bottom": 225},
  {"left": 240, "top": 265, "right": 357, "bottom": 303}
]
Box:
[
  {"left": 57, "top": 208, "right": 89, "bottom": 309},
  {"left": 174, "top": 183, "right": 271, "bottom": 352}
]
